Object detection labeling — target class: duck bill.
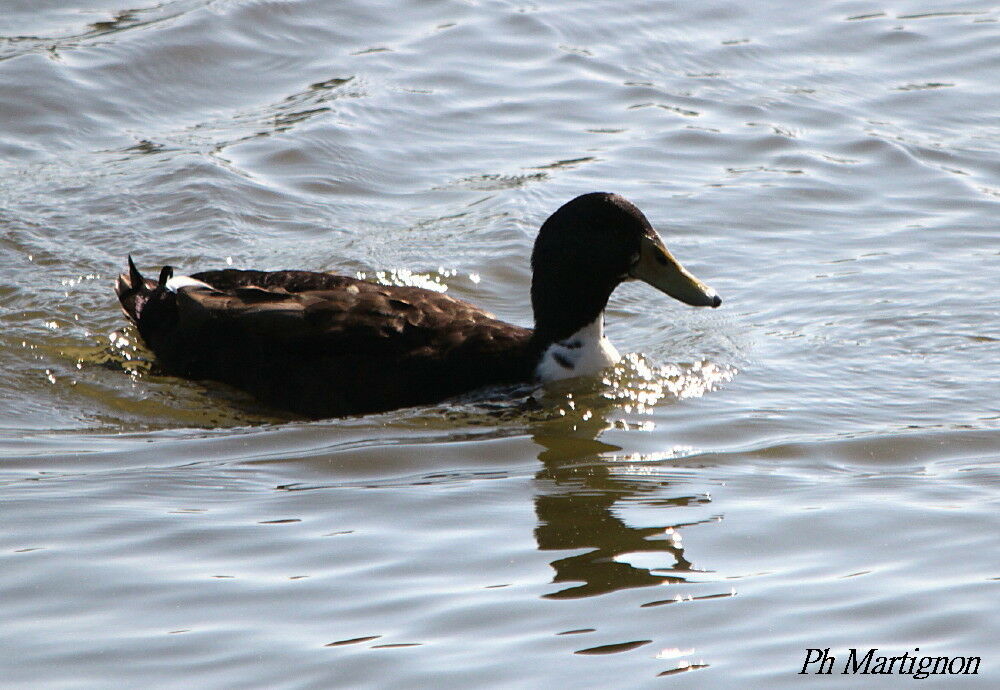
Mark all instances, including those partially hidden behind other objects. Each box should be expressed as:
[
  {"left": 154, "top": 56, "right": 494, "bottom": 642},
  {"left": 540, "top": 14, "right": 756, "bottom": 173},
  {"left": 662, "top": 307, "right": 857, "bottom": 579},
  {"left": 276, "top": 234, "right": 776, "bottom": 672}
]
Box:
[{"left": 629, "top": 234, "right": 721, "bottom": 307}]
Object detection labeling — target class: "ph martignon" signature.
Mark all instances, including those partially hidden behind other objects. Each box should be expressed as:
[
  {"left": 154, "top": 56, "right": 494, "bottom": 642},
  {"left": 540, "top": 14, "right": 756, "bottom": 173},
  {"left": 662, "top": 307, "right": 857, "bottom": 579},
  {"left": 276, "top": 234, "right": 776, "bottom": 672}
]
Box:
[{"left": 799, "top": 648, "right": 981, "bottom": 679}]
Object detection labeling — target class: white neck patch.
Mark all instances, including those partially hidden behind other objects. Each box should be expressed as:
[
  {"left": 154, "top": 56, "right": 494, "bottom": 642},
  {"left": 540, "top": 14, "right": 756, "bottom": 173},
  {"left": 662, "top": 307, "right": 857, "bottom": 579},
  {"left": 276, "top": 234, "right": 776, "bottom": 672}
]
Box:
[{"left": 535, "top": 315, "right": 621, "bottom": 383}]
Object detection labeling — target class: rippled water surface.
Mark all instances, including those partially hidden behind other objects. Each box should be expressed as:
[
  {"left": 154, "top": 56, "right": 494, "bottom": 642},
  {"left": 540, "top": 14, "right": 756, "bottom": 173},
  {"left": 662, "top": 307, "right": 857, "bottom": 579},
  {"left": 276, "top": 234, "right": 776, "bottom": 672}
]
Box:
[{"left": 2, "top": 0, "right": 999, "bottom": 686}]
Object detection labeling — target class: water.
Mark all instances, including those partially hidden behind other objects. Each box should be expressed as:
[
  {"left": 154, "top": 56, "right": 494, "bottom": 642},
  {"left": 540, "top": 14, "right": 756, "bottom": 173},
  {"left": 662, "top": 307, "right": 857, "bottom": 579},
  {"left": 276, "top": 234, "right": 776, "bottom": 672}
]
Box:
[{"left": 2, "top": 0, "right": 998, "bottom": 686}]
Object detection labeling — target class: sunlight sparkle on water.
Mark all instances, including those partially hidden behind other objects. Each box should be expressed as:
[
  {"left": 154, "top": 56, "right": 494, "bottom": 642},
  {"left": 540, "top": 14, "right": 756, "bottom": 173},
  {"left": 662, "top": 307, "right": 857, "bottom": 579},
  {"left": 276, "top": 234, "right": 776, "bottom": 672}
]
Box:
[
  {"left": 600, "top": 354, "right": 737, "bottom": 411},
  {"left": 657, "top": 647, "right": 696, "bottom": 660},
  {"left": 357, "top": 268, "right": 451, "bottom": 292}
]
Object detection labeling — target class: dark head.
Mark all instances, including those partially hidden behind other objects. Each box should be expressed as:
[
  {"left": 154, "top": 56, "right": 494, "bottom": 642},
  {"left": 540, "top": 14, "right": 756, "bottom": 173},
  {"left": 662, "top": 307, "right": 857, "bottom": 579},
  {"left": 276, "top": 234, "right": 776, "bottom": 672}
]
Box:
[{"left": 530, "top": 192, "right": 720, "bottom": 344}]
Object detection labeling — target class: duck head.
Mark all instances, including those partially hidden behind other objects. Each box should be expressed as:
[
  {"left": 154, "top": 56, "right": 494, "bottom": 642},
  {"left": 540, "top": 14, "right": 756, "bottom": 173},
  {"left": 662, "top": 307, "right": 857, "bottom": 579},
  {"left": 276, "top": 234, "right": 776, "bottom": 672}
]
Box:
[{"left": 530, "top": 192, "right": 720, "bottom": 346}]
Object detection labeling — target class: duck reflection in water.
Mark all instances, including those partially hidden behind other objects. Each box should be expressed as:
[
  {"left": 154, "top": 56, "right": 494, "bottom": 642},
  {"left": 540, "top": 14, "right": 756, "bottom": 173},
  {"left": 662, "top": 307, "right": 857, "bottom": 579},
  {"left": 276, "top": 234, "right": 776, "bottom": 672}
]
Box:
[{"left": 529, "top": 408, "right": 719, "bottom": 600}]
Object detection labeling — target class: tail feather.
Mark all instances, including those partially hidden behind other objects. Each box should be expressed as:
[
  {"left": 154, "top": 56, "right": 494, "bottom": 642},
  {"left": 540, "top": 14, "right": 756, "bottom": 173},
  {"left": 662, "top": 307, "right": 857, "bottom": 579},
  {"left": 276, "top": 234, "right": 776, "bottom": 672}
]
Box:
[
  {"left": 128, "top": 255, "right": 144, "bottom": 290},
  {"left": 115, "top": 255, "right": 157, "bottom": 325}
]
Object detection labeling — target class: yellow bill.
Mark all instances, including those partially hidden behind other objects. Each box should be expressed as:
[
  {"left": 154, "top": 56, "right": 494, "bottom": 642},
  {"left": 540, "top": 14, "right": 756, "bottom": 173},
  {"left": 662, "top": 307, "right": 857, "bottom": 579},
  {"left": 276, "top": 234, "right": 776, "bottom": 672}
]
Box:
[{"left": 629, "top": 233, "right": 721, "bottom": 307}]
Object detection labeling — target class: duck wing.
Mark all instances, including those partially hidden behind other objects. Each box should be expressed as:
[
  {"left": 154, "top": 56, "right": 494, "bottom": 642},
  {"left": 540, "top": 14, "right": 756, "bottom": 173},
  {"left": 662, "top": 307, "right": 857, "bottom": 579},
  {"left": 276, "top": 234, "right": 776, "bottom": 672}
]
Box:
[{"left": 122, "top": 267, "right": 534, "bottom": 417}]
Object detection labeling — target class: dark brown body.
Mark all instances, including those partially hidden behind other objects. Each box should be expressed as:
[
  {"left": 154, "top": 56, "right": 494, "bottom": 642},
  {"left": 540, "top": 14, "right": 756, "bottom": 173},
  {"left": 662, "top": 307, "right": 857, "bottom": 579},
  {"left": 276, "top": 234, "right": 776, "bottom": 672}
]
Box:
[{"left": 117, "top": 267, "right": 538, "bottom": 418}]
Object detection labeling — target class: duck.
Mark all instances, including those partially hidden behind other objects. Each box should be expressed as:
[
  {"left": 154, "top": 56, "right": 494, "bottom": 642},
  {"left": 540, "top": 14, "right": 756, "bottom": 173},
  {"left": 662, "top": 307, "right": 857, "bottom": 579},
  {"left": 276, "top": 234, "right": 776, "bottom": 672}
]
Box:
[{"left": 115, "top": 192, "right": 721, "bottom": 418}]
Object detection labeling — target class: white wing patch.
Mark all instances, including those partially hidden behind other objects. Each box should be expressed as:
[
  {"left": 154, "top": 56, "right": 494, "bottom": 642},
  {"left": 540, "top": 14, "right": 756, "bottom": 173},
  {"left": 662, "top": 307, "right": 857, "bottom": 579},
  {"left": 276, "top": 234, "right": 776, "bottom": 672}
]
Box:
[
  {"left": 165, "top": 275, "right": 213, "bottom": 292},
  {"left": 535, "top": 316, "right": 621, "bottom": 383}
]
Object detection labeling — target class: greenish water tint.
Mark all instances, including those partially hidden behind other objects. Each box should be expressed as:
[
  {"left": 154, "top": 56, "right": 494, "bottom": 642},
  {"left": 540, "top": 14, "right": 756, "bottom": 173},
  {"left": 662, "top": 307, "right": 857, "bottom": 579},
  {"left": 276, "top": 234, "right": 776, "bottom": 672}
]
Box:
[{"left": 2, "top": 0, "right": 998, "bottom": 686}]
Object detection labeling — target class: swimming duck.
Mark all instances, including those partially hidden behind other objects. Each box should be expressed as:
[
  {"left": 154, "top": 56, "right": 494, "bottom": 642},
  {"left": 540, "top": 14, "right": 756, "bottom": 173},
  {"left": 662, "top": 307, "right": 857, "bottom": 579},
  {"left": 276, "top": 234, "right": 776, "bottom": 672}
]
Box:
[{"left": 115, "top": 192, "right": 720, "bottom": 418}]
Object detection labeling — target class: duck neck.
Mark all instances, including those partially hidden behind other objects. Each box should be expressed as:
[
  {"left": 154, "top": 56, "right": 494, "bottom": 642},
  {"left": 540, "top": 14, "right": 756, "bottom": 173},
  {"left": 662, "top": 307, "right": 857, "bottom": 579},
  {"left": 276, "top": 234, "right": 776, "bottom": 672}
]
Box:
[{"left": 530, "top": 275, "right": 618, "bottom": 351}]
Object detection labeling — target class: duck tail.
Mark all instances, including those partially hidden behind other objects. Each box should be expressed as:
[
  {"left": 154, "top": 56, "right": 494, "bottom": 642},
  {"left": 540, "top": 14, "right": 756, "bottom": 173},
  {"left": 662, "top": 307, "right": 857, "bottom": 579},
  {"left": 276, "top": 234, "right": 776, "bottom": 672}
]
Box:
[{"left": 115, "top": 256, "right": 173, "bottom": 325}]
